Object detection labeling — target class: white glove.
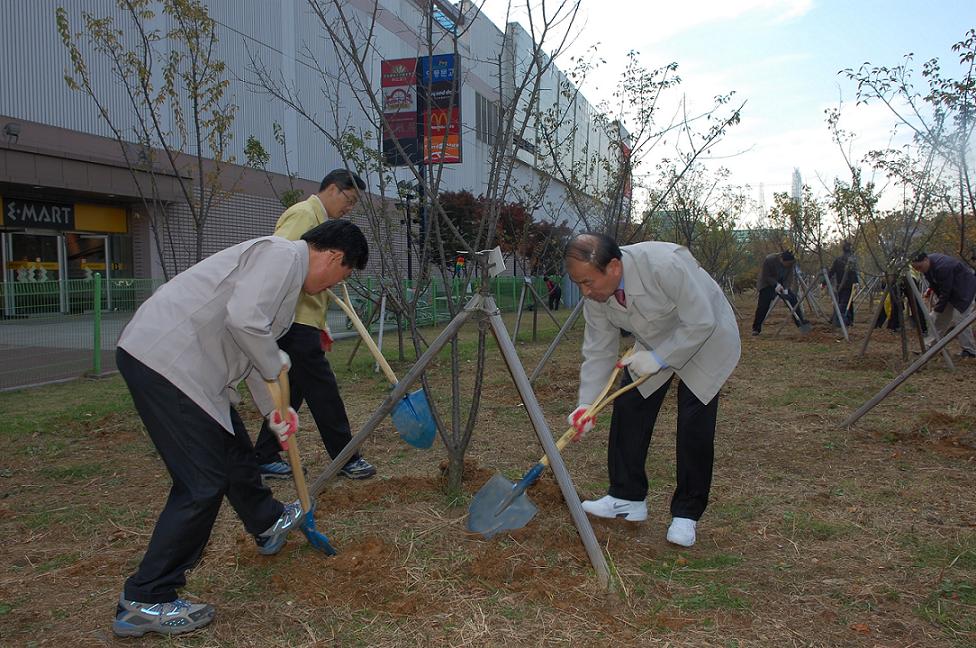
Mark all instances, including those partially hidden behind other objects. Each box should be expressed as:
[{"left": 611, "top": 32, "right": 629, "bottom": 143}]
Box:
[
  {"left": 567, "top": 404, "right": 595, "bottom": 442},
  {"left": 775, "top": 283, "right": 786, "bottom": 296},
  {"left": 267, "top": 407, "right": 298, "bottom": 450},
  {"left": 278, "top": 350, "right": 291, "bottom": 372},
  {"left": 618, "top": 350, "right": 666, "bottom": 377}
]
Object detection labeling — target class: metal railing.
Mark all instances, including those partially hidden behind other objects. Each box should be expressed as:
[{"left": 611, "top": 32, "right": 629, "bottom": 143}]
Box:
[
  {"left": 0, "top": 273, "right": 570, "bottom": 391},
  {"left": 0, "top": 275, "right": 162, "bottom": 391}
]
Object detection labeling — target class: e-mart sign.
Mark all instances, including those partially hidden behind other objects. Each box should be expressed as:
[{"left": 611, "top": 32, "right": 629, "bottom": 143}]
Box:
[{"left": 2, "top": 199, "right": 75, "bottom": 230}]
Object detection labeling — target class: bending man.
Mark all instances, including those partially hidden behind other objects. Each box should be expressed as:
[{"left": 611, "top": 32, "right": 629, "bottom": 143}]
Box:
[
  {"left": 112, "top": 220, "right": 368, "bottom": 637},
  {"left": 565, "top": 234, "right": 740, "bottom": 547}
]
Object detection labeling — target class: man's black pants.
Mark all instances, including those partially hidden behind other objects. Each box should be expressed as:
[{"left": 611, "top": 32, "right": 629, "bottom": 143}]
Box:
[
  {"left": 117, "top": 348, "right": 283, "bottom": 603},
  {"left": 834, "top": 285, "right": 854, "bottom": 326},
  {"left": 607, "top": 373, "right": 719, "bottom": 521},
  {"left": 253, "top": 323, "right": 357, "bottom": 465},
  {"left": 752, "top": 286, "right": 805, "bottom": 333}
]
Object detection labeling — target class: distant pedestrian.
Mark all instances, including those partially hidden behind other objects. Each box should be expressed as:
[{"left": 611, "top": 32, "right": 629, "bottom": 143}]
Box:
[
  {"left": 910, "top": 252, "right": 976, "bottom": 358},
  {"left": 828, "top": 241, "right": 859, "bottom": 326},
  {"left": 545, "top": 275, "right": 562, "bottom": 311},
  {"left": 752, "top": 250, "right": 809, "bottom": 335}
]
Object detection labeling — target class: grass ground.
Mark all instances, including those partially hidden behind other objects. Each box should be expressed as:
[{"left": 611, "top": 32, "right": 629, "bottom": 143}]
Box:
[{"left": 0, "top": 295, "right": 974, "bottom": 647}]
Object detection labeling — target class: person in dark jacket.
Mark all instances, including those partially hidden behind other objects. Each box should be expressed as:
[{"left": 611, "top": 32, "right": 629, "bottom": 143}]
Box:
[
  {"left": 751, "top": 250, "right": 808, "bottom": 335},
  {"left": 910, "top": 252, "right": 976, "bottom": 357},
  {"left": 828, "top": 241, "right": 859, "bottom": 326}
]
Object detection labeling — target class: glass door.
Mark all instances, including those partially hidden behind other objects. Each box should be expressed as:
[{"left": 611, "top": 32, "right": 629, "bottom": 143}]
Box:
[
  {"left": 6, "top": 232, "right": 65, "bottom": 314},
  {"left": 64, "top": 233, "right": 109, "bottom": 312}
]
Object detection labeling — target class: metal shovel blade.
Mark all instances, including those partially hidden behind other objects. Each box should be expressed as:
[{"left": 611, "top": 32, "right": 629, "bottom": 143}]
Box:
[
  {"left": 466, "top": 474, "right": 538, "bottom": 539},
  {"left": 390, "top": 388, "right": 436, "bottom": 449}
]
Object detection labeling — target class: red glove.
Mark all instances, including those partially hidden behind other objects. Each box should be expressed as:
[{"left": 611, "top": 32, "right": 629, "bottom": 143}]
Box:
[
  {"left": 320, "top": 329, "right": 334, "bottom": 352},
  {"left": 567, "top": 404, "right": 595, "bottom": 442},
  {"left": 267, "top": 407, "right": 298, "bottom": 450}
]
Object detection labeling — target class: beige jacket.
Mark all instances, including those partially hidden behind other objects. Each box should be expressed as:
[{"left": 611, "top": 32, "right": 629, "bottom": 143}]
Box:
[
  {"left": 117, "top": 237, "right": 307, "bottom": 433},
  {"left": 578, "top": 242, "right": 741, "bottom": 406}
]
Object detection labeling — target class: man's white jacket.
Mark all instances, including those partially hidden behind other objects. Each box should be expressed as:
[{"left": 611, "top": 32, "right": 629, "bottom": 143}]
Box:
[
  {"left": 578, "top": 242, "right": 741, "bottom": 406},
  {"left": 118, "top": 237, "right": 307, "bottom": 433}
]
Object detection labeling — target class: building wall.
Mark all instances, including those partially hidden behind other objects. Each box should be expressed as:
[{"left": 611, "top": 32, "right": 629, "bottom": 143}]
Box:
[{"left": 0, "top": 0, "right": 612, "bottom": 281}]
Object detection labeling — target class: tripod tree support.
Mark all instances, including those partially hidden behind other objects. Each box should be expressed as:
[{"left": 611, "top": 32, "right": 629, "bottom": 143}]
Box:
[
  {"left": 307, "top": 253, "right": 611, "bottom": 589},
  {"left": 839, "top": 307, "right": 976, "bottom": 428}
]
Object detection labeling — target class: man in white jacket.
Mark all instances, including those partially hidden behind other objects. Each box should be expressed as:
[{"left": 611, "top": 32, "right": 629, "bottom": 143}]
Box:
[
  {"left": 111, "top": 220, "right": 368, "bottom": 637},
  {"left": 565, "top": 233, "right": 740, "bottom": 547}
]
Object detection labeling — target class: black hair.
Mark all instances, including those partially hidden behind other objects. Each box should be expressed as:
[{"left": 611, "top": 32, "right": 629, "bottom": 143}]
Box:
[
  {"left": 564, "top": 233, "right": 621, "bottom": 272},
  {"left": 301, "top": 220, "right": 369, "bottom": 270},
  {"left": 780, "top": 250, "right": 796, "bottom": 262},
  {"left": 319, "top": 168, "right": 366, "bottom": 193},
  {"left": 911, "top": 251, "right": 928, "bottom": 263},
  {"left": 842, "top": 241, "right": 853, "bottom": 254}
]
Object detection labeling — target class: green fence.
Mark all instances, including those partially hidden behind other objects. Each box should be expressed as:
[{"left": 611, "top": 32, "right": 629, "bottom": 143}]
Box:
[
  {"left": 0, "top": 276, "right": 162, "bottom": 391},
  {"left": 336, "top": 275, "right": 556, "bottom": 332},
  {"left": 1, "top": 273, "right": 566, "bottom": 391}
]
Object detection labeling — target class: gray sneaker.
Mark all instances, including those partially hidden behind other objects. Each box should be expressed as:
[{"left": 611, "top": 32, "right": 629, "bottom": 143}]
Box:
[
  {"left": 112, "top": 595, "right": 214, "bottom": 637},
  {"left": 340, "top": 456, "right": 377, "bottom": 479},
  {"left": 255, "top": 499, "right": 304, "bottom": 555}
]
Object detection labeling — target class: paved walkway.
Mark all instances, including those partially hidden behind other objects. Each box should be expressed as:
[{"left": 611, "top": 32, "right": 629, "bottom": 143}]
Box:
[{"left": 0, "top": 312, "right": 130, "bottom": 390}]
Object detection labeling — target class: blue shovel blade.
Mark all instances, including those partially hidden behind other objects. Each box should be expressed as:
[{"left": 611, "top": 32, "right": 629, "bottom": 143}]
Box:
[{"left": 390, "top": 388, "right": 436, "bottom": 449}]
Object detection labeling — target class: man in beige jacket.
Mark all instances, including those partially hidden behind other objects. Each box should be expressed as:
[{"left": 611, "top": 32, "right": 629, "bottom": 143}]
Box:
[
  {"left": 113, "top": 221, "right": 368, "bottom": 636},
  {"left": 565, "top": 233, "right": 740, "bottom": 547},
  {"left": 252, "top": 169, "right": 378, "bottom": 479}
]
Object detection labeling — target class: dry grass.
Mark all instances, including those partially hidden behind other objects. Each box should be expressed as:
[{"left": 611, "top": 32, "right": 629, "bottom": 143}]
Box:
[{"left": 1, "top": 297, "right": 974, "bottom": 647}]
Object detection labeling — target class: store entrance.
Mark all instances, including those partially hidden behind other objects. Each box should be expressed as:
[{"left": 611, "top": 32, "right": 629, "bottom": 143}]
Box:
[{"left": 4, "top": 231, "right": 65, "bottom": 314}]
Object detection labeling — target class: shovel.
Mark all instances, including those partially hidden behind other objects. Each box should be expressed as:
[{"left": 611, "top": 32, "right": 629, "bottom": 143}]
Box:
[
  {"left": 779, "top": 292, "right": 812, "bottom": 334},
  {"left": 327, "top": 284, "right": 436, "bottom": 449},
  {"left": 467, "top": 353, "right": 650, "bottom": 539},
  {"left": 267, "top": 370, "right": 337, "bottom": 555}
]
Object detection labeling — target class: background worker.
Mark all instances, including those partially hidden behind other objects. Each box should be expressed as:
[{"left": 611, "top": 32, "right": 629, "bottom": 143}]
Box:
[
  {"left": 564, "top": 233, "right": 741, "bottom": 547},
  {"left": 112, "top": 220, "right": 369, "bottom": 637},
  {"left": 910, "top": 251, "right": 976, "bottom": 358},
  {"left": 253, "top": 169, "right": 378, "bottom": 480},
  {"left": 752, "top": 250, "right": 809, "bottom": 335},
  {"left": 828, "top": 241, "right": 859, "bottom": 327}
]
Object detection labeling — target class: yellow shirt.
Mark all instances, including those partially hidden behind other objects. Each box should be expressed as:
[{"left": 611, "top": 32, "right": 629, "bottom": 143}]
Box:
[{"left": 273, "top": 195, "right": 331, "bottom": 331}]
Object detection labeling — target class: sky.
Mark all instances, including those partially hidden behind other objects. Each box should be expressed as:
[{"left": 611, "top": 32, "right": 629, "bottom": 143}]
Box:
[{"left": 478, "top": 0, "right": 976, "bottom": 219}]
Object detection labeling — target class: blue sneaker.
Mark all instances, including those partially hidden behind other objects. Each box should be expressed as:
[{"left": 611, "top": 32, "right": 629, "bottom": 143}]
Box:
[
  {"left": 255, "top": 499, "right": 304, "bottom": 556},
  {"left": 339, "top": 457, "right": 376, "bottom": 479},
  {"left": 259, "top": 461, "right": 292, "bottom": 479},
  {"left": 112, "top": 595, "right": 214, "bottom": 637}
]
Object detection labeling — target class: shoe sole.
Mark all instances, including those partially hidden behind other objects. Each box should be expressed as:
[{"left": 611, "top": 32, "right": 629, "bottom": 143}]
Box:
[
  {"left": 340, "top": 470, "right": 376, "bottom": 480},
  {"left": 112, "top": 611, "right": 215, "bottom": 637},
  {"left": 581, "top": 508, "right": 646, "bottom": 522}
]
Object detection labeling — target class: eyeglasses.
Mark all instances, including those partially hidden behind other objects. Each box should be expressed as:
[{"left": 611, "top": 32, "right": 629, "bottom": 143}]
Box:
[{"left": 341, "top": 189, "right": 359, "bottom": 206}]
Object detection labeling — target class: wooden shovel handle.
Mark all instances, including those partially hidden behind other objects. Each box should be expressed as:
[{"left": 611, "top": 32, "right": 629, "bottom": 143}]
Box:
[
  {"left": 540, "top": 350, "right": 651, "bottom": 467},
  {"left": 327, "top": 284, "right": 399, "bottom": 386},
  {"left": 267, "top": 369, "right": 311, "bottom": 512}
]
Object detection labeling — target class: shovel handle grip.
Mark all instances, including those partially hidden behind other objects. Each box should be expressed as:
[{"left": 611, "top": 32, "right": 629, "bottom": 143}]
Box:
[
  {"left": 327, "top": 284, "right": 400, "bottom": 385},
  {"left": 267, "top": 370, "right": 311, "bottom": 513},
  {"left": 540, "top": 358, "right": 652, "bottom": 467}
]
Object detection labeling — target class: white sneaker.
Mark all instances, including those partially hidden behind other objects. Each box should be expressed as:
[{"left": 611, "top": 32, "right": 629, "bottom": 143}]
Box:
[
  {"left": 667, "top": 517, "right": 697, "bottom": 547},
  {"left": 580, "top": 495, "right": 647, "bottom": 522}
]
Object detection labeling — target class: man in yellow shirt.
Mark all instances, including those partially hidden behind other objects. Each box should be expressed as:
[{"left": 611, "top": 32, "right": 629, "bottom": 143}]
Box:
[{"left": 253, "top": 169, "right": 377, "bottom": 479}]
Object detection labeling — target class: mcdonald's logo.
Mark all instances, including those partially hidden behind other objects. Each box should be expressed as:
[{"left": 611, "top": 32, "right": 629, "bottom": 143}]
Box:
[{"left": 425, "top": 108, "right": 459, "bottom": 136}]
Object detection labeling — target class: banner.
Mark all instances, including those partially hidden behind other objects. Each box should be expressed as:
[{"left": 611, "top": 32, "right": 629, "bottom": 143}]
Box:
[{"left": 381, "top": 54, "right": 461, "bottom": 166}]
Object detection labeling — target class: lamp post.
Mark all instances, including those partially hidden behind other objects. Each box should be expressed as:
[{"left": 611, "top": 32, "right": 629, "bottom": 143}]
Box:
[{"left": 397, "top": 188, "right": 417, "bottom": 281}]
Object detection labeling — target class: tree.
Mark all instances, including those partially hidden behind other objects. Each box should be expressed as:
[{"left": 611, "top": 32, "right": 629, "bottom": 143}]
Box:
[
  {"left": 244, "top": 123, "right": 303, "bottom": 208},
  {"left": 57, "top": 0, "right": 237, "bottom": 277},
  {"left": 840, "top": 28, "right": 976, "bottom": 263}
]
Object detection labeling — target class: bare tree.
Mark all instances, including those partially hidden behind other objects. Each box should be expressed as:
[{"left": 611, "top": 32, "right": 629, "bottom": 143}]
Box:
[
  {"left": 840, "top": 28, "right": 976, "bottom": 263},
  {"left": 57, "top": 0, "right": 237, "bottom": 277}
]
